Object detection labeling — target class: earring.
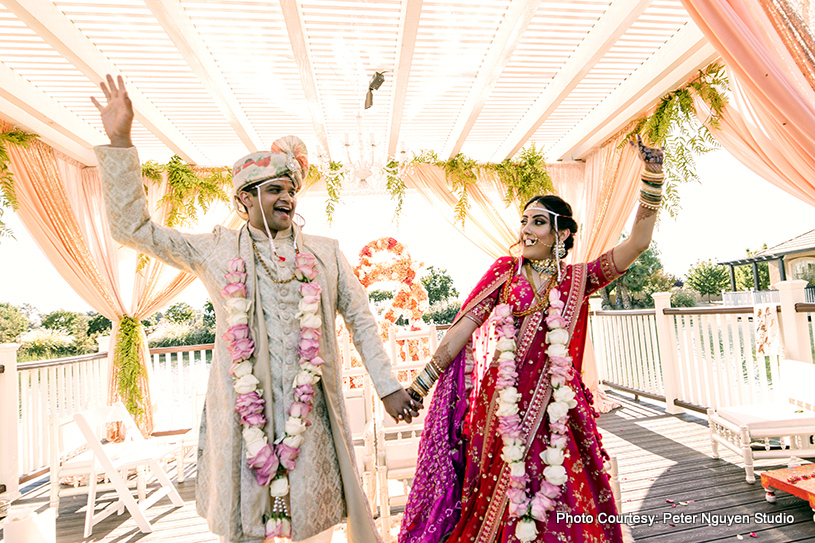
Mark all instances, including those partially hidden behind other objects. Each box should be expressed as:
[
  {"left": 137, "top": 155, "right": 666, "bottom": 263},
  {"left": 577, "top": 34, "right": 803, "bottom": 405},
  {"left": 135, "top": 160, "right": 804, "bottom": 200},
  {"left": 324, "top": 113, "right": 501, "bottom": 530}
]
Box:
[{"left": 555, "top": 236, "right": 566, "bottom": 258}]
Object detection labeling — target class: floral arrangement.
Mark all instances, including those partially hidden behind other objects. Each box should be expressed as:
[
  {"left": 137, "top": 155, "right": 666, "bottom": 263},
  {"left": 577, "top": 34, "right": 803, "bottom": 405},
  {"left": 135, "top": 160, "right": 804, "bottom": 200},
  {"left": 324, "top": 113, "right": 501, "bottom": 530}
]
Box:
[
  {"left": 220, "top": 253, "right": 324, "bottom": 539},
  {"left": 492, "top": 287, "right": 577, "bottom": 542},
  {"left": 355, "top": 237, "right": 428, "bottom": 325}
]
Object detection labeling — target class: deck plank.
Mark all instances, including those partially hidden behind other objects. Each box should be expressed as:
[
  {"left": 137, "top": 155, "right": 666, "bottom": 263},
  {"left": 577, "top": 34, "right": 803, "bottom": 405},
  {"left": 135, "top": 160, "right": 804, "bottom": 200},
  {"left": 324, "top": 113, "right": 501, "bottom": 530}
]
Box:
[{"left": 1, "top": 391, "right": 814, "bottom": 542}]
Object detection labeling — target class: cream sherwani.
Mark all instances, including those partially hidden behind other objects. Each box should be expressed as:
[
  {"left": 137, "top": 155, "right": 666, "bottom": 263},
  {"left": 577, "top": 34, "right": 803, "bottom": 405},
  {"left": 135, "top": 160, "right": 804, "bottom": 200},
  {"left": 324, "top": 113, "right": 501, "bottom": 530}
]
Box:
[{"left": 96, "top": 146, "right": 402, "bottom": 542}]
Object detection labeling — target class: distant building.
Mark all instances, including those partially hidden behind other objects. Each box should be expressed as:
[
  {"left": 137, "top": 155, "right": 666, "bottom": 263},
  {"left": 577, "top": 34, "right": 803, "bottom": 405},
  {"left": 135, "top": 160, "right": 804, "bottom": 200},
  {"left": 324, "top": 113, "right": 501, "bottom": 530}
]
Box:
[{"left": 718, "top": 229, "right": 815, "bottom": 304}]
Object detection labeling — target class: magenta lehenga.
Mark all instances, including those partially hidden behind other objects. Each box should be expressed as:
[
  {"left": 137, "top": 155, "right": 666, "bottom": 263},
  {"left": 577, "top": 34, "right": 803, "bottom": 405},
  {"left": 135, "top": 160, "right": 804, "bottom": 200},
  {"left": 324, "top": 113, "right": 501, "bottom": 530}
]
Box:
[{"left": 399, "top": 251, "right": 626, "bottom": 543}]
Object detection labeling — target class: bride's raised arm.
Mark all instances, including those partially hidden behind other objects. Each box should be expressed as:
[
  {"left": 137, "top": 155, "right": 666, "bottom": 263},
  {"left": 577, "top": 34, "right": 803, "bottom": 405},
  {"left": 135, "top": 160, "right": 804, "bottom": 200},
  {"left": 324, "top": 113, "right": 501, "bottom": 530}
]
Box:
[{"left": 612, "top": 135, "right": 664, "bottom": 271}]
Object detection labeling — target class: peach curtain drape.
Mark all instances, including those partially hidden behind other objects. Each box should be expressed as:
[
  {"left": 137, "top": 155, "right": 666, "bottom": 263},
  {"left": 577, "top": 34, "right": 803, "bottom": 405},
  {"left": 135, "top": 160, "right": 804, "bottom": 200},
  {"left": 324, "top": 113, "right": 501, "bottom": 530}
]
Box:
[
  {"left": 682, "top": 0, "right": 815, "bottom": 207},
  {"left": 4, "top": 127, "right": 238, "bottom": 434}
]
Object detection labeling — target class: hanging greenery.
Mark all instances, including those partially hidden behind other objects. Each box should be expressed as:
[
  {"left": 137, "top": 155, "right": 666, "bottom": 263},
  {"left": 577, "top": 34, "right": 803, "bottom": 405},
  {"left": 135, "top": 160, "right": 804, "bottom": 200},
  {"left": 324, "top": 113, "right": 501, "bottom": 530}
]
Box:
[
  {"left": 324, "top": 161, "right": 344, "bottom": 225},
  {"left": 411, "top": 145, "right": 554, "bottom": 225},
  {"left": 136, "top": 157, "right": 230, "bottom": 271},
  {"left": 113, "top": 315, "right": 148, "bottom": 424},
  {"left": 384, "top": 159, "right": 406, "bottom": 223},
  {"left": 623, "top": 63, "right": 729, "bottom": 217},
  {"left": 0, "top": 128, "right": 38, "bottom": 240}
]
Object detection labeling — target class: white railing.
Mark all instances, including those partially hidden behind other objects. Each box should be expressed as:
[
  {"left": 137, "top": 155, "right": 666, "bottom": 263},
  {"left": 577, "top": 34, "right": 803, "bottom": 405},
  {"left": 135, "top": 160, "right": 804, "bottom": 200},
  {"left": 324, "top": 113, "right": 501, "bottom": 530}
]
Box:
[
  {"left": 590, "top": 309, "right": 663, "bottom": 398},
  {"left": 590, "top": 281, "right": 813, "bottom": 415},
  {"left": 148, "top": 344, "right": 213, "bottom": 433},
  {"left": 722, "top": 289, "right": 780, "bottom": 306},
  {"left": 16, "top": 352, "right": 109, "bottom": 480},
  {"left": 665, "top": 308, "right": 779, "bottom": 408}
]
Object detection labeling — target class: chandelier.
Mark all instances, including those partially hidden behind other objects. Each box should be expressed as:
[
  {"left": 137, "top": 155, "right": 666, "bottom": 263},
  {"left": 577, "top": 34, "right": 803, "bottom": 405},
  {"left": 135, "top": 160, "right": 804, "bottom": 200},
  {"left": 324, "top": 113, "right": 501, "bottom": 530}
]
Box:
[{"left": 316, "top": 112, "right": 409, "bottom": 195}]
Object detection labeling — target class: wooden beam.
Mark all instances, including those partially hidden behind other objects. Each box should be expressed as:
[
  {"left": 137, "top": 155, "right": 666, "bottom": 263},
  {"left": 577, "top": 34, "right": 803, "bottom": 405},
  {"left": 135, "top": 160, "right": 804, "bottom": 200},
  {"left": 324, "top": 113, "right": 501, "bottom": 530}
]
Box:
[
  {"left": 387, "top": 0, "right": 423, "bottom": 157},
  {"left": 0, "top": 95, "right": 97, "bottom": 165},
  {"left": 548, "top": 24, "right": 716, "bottom": 160},
  {"left": 143, "top": 0, "right": 262, "bottom": 153},
  {"left": 0, "top": 60, "right": 106, "bottom": 150},
  {"left": 279, "top": 0, "right": 331, "bottom": 160},
  {"left": 2, "top": 0, "right": 207, "bottom": 165},
  {"left": 491, "top": 0, "right": 654, "bottom": 161},
  {"left": 441, "top": 0, "right": 542, "bottom": 159}
]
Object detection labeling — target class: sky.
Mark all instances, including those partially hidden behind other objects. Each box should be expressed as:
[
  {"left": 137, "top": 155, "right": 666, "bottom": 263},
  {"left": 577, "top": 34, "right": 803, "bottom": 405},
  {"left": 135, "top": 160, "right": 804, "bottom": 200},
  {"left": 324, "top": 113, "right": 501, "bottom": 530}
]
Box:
[{"left": 1, "top": 147, "right": 813, "bottom": 317}]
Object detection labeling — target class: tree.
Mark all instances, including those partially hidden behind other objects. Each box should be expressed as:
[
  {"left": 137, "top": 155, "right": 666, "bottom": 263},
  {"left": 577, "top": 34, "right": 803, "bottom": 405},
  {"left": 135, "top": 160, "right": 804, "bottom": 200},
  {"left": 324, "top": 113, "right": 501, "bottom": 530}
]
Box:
[
  {"left": 40, "top": 309, "right": 93, "bottom": 355},
  {"left": 685, "top": 259, "right": 730, "bottom": 302},
  {"left": 607, "top": 241, "right": 671, "bottom": 309},
  {"left": 0, "top": 302, "right": 28, "bottom": 342},
  {"left": 421, "top": 266, "right": 459, "bottom": 305},
  {"left": 203, "top": 300, "right": 216, "bottom": 328},
  {"left": 368, "top": 290, "right": 394, "bottom": 304},
  {"left": 165, "top": 302, "right": 196, "bottom": 324},
  {"left": 87, "top": 312, "right": 112, "bottom": 336},
  {"left": 735, "top": 245, "right": 770, "bottom": 291}
]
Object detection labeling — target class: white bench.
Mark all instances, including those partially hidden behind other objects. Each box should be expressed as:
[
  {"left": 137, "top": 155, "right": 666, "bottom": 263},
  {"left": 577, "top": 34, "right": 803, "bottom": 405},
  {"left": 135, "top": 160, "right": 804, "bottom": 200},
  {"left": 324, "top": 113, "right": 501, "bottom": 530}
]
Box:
[{"left": 707, "top": 359, "right": 815, "bottom": 483}]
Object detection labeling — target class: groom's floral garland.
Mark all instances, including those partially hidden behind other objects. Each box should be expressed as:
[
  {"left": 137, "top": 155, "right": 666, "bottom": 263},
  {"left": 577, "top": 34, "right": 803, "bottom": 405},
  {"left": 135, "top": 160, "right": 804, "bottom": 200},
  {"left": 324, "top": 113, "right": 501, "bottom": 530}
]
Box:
[
  {"left": 492, "top": 287, "right": 578, "bottom": 542},
  {"left": 220, "top": 253, "right": 324, "bottom": 539}
]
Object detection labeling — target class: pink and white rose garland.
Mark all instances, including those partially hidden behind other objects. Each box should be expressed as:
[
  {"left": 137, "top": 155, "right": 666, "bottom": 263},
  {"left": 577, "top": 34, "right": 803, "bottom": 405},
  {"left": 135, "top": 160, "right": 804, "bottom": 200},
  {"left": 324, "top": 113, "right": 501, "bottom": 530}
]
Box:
[
  {"left": 220, "top": 253, "right": 325, "bottom": 540},
  {"left": 492, "top": 287, "right": 577, "bottom": 542}
]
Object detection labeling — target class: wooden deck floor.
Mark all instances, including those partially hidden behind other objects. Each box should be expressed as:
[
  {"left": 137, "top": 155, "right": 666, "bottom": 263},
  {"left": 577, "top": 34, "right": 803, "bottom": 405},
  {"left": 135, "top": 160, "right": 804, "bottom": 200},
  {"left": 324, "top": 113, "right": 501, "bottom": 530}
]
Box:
[{"left": 1, "top": 391, "right": 814, "bottom": 542}]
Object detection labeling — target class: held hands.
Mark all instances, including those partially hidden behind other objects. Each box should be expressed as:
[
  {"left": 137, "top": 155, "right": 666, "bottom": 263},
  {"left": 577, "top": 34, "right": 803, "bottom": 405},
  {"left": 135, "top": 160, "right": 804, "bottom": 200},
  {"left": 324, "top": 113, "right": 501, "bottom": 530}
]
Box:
[
  {"left": 90, "top": 74, "right": 134, "bottom": 148},
  {"left": 629, "top": 134, "right": 663, "bottom": 174},
  {"left": 381, "top": 388, "right": 423, "bottom": 424}
]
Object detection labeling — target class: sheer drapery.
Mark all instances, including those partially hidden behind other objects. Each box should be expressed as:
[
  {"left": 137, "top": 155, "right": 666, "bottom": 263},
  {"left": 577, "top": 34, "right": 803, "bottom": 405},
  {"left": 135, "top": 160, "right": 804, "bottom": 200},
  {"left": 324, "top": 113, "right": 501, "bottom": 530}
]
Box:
[
  {"left": 4, "top": 127, "right": 238, "bottom": 434},
  {"left": 682, "top": 0, "right": 815, "bottom": 207}
]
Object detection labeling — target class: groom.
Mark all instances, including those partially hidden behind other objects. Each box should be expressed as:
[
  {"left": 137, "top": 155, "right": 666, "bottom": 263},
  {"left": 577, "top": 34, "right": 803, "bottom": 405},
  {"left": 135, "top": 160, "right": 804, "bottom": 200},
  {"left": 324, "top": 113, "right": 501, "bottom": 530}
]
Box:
[{"left": 92, "top": 74, "right": 419, "bottom": 543}]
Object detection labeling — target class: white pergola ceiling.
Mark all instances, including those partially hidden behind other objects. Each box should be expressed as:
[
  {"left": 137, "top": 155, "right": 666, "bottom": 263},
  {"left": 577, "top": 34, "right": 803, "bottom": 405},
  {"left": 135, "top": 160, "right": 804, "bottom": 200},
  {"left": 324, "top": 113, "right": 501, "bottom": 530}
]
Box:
[{"left": 0, "top": 0, "right": 717, "bottom": 167}]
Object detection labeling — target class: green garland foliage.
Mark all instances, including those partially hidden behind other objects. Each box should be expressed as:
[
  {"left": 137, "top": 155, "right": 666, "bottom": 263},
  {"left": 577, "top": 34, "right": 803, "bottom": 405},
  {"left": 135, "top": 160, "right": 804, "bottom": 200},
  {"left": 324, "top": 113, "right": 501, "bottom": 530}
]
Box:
[
  {"left": 623, "top": 63, "right": 729, "bottom": 217},
  {"left": 384, "top": 159, "right": 406, "bottom": 223},
  {"left": 137, "top": 157, "right": 230, "bottom": 271},
  {"left": 411, "top": 145, "right": 554, "bottom": 225},
  {"left": 113, "top": 315, "right": 147, "bottom": 423},
  {"left": 324, "top": 161, "right": 344, "bottom": 225},
  {"left": 0, "top": 128, "right": 38, "bottom": 240}
]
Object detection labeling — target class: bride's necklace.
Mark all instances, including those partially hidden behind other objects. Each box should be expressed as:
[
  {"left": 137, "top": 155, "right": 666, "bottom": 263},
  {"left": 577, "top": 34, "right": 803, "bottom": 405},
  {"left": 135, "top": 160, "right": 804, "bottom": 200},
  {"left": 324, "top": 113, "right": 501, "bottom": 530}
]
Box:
[{"left": 528, "top": 257, "right": 556, "bottom": 275}]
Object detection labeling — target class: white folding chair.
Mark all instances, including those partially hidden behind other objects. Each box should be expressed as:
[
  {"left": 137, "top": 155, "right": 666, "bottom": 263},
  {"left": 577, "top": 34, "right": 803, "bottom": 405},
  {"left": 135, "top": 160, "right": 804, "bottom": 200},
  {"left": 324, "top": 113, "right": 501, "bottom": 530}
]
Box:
[
  {"left": 73, "top": 402, "right": 183, "bottom": 537},
  {"left": 49, "top": 414, "right": 144, "bottom": 516}
]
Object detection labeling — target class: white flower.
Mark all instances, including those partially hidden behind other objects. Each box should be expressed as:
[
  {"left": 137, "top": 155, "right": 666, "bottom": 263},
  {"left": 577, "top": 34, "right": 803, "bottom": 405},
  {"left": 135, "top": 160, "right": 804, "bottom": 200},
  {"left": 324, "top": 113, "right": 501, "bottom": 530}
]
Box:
[
  {"left": 227, "top": 312, "right": 249, "bottom": 326},
  {"left": 283, "top": 434, "right": 304, "bottom": 449},
  {"left": 515, "top": 518, "right": 538, "bottom": 542},
  {"left": 496, "top": 338, "right": 516, "bottom": 352},
  {"left": 498, "top": 386, "right": 520, "bottom": 405},
  {"left": 546, "top": 344, "right": 569, "bottom": 359},
  {"left": 542, "top": 446, "right": 565, "bottom": 466},
  {"left": 502, "top": 444, "right": 524, "bottom": 462},
  {"left": 547, "top": 400, "right": 569, "bottom": 422},
  {"left": 544, "top": 464, "right": 568, "bottom": 486},
  {"left": 546, "top": 328, "right": 570, "bottom": 346},
  {"left": 298, "top": 298, "right": 320, "bottom": 314},
  {"left": 550, "top": 374, "right": 566, "bottom": 387},
  {"left": 232, "top": 361, "right": 253, "bottom": 378},
  {"left": 269, "top": 475, "right": 289, "bottom": 497},
  {"left": 285, "top": 416, "right": 307, "bottom": 436},
  {"left": 225, "top": 297, "right": 251, "bottom": 315},
  {"left": 498, "top": 350, "right": 516, "bottom": 361},
  {"left": 496, "top": 401, "right": 519, "bottom": 417},
  {"left": 509, "top": 461, "right": 526, "bottom": 478},
  {"left": 553, "top": 385, "right": 576, "bottom": 405},
  {"left": 294, "top": 370, "right": 317, "bottom": 387},
  {"left": 300, "top": 314, "right": 322, "bottom": 329},
  {"left": 548, "top": 289, "right": 561, "bottom": 304},
  {"left": 242, "top": 426, "right": 267, "bottom": 458},
  {"left": 234, "top": 374, "right": 260, "bottom": 394}
]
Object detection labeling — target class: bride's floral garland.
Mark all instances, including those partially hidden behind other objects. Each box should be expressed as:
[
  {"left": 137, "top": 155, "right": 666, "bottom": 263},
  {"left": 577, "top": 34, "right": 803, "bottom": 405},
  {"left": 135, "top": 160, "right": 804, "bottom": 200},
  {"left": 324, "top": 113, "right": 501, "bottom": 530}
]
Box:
[
  {"left": 220, "top": 253, "right": 324, "bottom": 539},
  {"left": 492, "top": 287, "right": 578, "bottom": 542}
]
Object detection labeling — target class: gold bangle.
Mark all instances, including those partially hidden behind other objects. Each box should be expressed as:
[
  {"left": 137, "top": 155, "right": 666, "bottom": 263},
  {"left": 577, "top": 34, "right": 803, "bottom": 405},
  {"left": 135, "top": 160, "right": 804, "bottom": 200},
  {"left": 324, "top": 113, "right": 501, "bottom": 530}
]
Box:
[
  {"left": 429, "top": 358, "right": 444, "bottom": 376},
  {"left": 410, "top": 382, "right": 427, "bottom": 398}
]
